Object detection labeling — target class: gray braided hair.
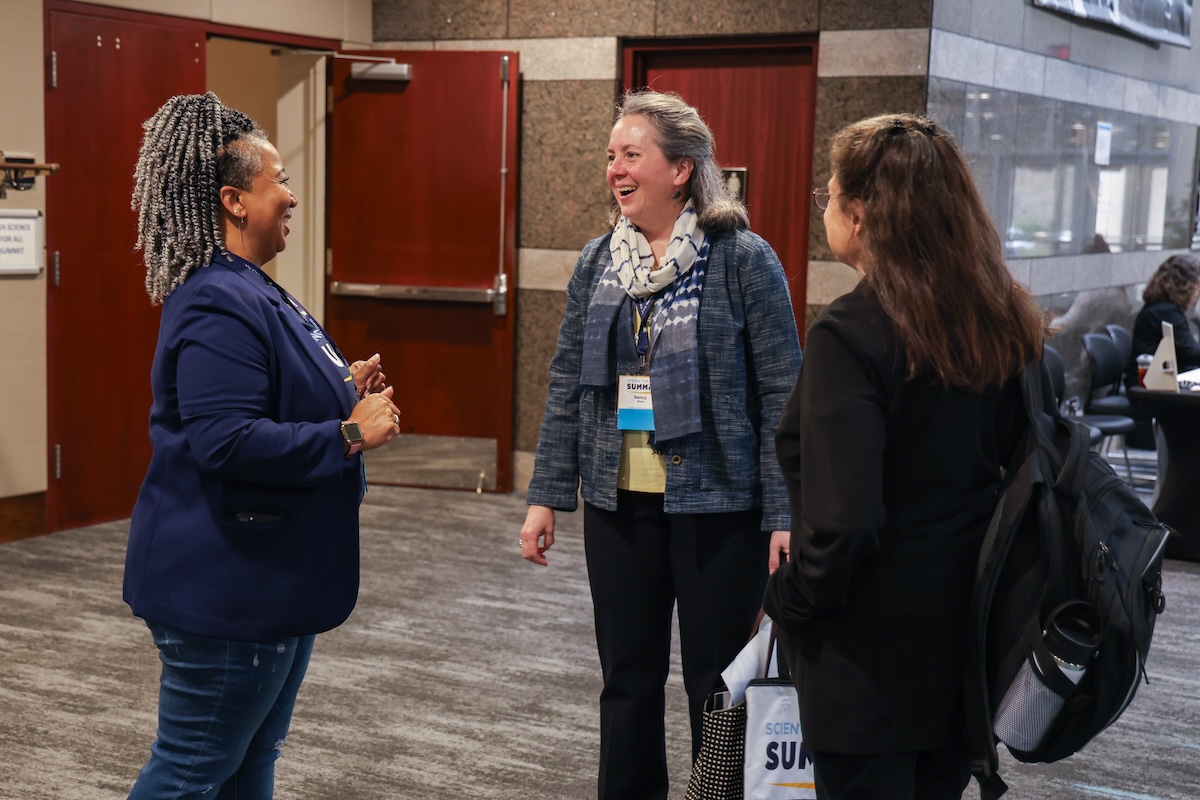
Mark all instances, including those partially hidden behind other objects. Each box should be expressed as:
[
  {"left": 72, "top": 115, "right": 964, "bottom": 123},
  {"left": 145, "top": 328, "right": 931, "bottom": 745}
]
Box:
[
  {"left": 610, "top": 90, "right": 749, "bottom": 234},
  {"left": 131, "top": 92, "right": 268, "bottom": 304}
]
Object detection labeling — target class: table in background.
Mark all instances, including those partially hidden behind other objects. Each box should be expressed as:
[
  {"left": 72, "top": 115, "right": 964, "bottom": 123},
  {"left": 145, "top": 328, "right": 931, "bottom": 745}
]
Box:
[{"left": 1128, "top": 387, "right": 1200, "bottom": 561}]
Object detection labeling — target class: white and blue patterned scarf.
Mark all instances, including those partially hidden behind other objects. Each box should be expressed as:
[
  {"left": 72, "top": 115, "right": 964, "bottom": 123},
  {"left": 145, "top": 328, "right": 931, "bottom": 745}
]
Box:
[{"left": 580, "top": 202, "right": 708, "bottom": 443}]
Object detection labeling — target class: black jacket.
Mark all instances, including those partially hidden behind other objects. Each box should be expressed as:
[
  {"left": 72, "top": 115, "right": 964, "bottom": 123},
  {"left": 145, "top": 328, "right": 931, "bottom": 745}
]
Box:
[
  {"left": 763, "top": 283, "right": 1023, "bottom": 753},
  {"left": 1125, "top": 301, "right": 1200, "bottom": 387}
]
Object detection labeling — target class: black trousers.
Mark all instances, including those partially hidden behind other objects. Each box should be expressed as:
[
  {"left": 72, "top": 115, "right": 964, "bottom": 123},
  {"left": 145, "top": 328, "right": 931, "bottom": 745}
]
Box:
[
  {"left": 584, "top": 491, "right": 769, "bottom": 800},
  {"left": 812, "top": 726, "right": 973, "bottom": 800}
]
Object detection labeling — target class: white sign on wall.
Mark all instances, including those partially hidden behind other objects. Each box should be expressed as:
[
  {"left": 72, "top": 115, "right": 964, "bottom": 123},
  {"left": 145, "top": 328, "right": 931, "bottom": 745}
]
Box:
[
  {"left": 1094, "top": 121, "right": 1113, "bottom": 167},
  {"left": 0, "top": 209, "right": 44, "bottom": 276}
]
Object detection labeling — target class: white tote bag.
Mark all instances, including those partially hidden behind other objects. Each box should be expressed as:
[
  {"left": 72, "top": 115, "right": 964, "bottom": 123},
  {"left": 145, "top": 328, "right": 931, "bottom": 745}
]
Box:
[{"left": 742, "top": 635, "right": 816, "bottom": 799}]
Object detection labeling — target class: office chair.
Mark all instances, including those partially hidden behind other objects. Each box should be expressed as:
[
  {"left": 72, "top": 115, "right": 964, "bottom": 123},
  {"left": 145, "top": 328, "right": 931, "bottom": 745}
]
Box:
[
  {"left": 1106, "top": 322, "right": 1157, "bottom": 449},
  {"left": 1106, "top": 323, "right": 1133, "bottom": 366},
  {"left": 1081, "top": 332, "right": 1134, "bottom": 416},
  {"left": 1045, "top": 344, "right": 1133, "bottom": 480}
]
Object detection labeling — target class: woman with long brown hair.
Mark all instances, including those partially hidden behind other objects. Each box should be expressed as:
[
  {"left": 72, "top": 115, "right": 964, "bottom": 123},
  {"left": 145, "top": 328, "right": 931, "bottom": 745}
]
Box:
[{"left": 763, "top": 113, "right": 1046, "bottom": 799}]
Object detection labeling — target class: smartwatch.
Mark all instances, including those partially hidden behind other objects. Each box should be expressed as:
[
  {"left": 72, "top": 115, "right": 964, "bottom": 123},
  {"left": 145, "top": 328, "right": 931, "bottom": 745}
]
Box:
[{"left": 341, "top": 421, "right": 364, "bottom": 456}]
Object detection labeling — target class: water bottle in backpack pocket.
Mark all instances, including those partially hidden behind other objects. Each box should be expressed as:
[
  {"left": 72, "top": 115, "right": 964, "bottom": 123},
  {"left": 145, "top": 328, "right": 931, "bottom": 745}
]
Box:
[{"left": 992, "top": 600, "right": 1101, "bottom": 751}]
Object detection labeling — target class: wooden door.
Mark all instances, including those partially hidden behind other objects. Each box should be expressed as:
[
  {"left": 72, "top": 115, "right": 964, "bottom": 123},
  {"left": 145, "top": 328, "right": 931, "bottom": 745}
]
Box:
[
  {"left": 625, "top": 40, "right": 817, "bottom": 334},
  {"left": 44, "top": 5, "right": 205, "bottom": 531},
  {"left": 326, "top": 51, "right": 519, "bottom": 492}
]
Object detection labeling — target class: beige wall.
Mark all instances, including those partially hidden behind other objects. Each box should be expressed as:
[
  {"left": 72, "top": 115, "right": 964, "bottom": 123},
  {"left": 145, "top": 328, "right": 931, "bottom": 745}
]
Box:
[
  {"left": 207, "top": 38, "right": 328, "bottom": 317},
  {"left": 207, "top": 39, "right": 280, "bottom": 147},
  {"left": 0, "top": 0, "right": 48, "bottom": 497},
  {"left": 70, "top": 0, "right": 373, "bottom": 44},
  {"left": 0, "top": 0, "right": 369, "bottom": 502}
]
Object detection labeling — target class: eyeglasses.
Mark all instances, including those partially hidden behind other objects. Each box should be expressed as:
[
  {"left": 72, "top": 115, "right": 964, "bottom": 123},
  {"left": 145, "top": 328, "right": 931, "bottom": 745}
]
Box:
[{"left": 812, "top": 188, "right": 833, "bottom": 211}]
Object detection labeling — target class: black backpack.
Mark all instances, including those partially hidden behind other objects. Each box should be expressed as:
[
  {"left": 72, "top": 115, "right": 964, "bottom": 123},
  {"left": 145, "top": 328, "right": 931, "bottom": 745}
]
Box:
[{"left": 963, "top": 361, "right": 1172, "bottom": 800}]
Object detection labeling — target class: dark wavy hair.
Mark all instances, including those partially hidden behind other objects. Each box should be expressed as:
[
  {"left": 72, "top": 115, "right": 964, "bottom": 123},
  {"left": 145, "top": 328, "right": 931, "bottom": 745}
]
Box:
[
  {"left": 131, "top": 92, "right": 267, "bottom": 304},
  {"left": 829, "top": 113, "right": 1047, "bottom": 391},
  {"left": 609, "top": 90, "right": 748, "bottom": 234},
  {"left": 1143, "top": 254, "right": 1200, "bottom": 309}
]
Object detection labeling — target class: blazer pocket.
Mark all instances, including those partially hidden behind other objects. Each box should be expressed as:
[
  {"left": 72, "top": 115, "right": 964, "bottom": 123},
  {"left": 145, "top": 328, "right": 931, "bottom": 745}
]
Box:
[
  {"left": 700, "top": 394, "right": 758, "bottom": 491},
  {"left": 219, "top": 480, "right": 300, "bottom": 527}
]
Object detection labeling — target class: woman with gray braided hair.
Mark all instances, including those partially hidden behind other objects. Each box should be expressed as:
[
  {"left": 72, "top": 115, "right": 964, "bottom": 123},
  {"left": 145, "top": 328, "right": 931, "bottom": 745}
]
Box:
[{"left": 123, "top": 92, "right": 400, "bottom": 799}]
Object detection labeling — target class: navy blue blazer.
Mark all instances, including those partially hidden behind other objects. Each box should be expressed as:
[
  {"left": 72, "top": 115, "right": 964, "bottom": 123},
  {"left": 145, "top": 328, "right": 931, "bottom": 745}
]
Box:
[{"left": 124, "top": 252, "right": 364, "bottom": 642}]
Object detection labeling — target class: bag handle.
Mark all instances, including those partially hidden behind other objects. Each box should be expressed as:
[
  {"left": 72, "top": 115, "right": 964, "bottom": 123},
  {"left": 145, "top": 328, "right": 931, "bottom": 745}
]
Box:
[{"left": 762, "top": 622, "right": 792, "bottom": 681}]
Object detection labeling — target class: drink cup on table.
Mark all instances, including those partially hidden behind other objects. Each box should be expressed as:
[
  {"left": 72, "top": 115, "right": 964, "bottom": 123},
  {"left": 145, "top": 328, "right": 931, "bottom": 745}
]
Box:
[{"left": 1137, "top": 354, "right": 1152, "bottom": 387}]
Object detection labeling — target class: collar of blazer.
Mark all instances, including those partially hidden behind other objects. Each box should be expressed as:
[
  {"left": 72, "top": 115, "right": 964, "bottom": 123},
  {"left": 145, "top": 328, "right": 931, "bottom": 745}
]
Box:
[{"left": 214, "top": 251, "right": 357, "bottom": 419}]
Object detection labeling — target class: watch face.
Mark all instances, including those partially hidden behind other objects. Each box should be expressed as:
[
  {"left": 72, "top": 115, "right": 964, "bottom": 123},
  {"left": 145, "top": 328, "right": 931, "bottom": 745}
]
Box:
[{"left": 343, "top": 422, "right": 364, "bottom": 443}]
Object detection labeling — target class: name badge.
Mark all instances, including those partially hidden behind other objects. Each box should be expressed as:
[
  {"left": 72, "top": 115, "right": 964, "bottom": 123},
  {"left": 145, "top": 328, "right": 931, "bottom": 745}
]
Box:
[{"left": 617, "top": 373, "right": 654, "bottom": 431}]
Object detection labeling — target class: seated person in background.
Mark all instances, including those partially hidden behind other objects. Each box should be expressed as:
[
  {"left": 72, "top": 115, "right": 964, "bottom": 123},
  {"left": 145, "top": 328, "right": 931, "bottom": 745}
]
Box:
[{"left": 1125, "top": 254, "right": 1200, "bottom": 388}]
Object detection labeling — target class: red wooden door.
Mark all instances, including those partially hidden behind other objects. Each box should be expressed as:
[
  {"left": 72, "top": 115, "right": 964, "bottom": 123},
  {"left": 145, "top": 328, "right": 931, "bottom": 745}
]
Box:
[
  {"left": 626, "top": 41, "right": 817, "bottom": 334},
  {"left": 45, "top": 5, "right": 205, "bottom": 531},
  {"left": 326, "top": 51, "right": 519, "bottom": 491}
]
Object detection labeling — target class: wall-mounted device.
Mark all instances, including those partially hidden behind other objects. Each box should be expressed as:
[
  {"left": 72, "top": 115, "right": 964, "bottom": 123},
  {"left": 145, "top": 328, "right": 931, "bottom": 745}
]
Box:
[{"left": 0, "top": 151, "right": 59, "bottom": 199}]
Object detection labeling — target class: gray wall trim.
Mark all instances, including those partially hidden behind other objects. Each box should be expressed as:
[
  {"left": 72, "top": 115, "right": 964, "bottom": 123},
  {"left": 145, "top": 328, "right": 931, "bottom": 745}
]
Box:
[
  {"left": 930, "top": 29, "right": 1200, "bottom": 125},
  {"left": 374, "top": 37, "right": 618, "bottom": 81},
  {"left": 817, "top": 29, "right": 930, "bottom": 77}
]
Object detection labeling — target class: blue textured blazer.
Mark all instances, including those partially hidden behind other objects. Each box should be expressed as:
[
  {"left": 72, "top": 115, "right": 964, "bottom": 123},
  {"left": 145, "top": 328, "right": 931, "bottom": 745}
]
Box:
[
  {"left": 124, "top": 252, "right": 364, "bottom": 642},
  {"left": 527, "top": 228, "right": 802, "bottom": 530}
]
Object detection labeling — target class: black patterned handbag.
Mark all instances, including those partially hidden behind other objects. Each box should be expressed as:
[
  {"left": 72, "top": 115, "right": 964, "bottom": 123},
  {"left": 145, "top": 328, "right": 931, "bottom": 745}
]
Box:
[
  {"left": 684, "top": 688, "right": 746, "bottom": 800},
  {"left": 686, "top": 619, "right": 787, "bottom": 800}
]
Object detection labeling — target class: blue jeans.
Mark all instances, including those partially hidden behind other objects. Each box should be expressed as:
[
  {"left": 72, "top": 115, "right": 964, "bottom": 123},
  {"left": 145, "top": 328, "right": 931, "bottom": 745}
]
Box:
[{"left": 127, "top": 621, "right": 316, "bottom": 800}]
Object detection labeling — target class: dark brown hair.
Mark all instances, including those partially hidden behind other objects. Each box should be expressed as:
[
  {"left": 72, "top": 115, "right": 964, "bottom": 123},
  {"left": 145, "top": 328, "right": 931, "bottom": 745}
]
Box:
[
  {"left": 829, "top": 113, "right": 1046, "bottom": 390},
  {"left": 1142, "top": 254, "right": 1200, "bottom": 309}
]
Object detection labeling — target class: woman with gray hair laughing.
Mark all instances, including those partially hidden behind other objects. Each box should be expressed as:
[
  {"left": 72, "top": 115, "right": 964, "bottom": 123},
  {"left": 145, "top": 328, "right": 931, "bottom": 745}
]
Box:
[{"left": 520, "top": 89, "right": 801, "bottom": 799}]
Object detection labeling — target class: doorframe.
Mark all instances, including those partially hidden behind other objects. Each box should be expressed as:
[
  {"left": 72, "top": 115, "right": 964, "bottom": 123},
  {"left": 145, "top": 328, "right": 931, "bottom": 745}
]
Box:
[
  {"left": 621, "top": 34, "right": 820, "bottom": 86},
  {"left": 323, "top": 49, "right": 521, "bottom": 493},
  {"left": 46, "top": 0, "right": 342, "bottom": 49},
  {"left": 42, "top": 0, "right": 341, "bottom": 532},
  {"left": 621, "top": 35, "right": 818, "bottom": 332}
]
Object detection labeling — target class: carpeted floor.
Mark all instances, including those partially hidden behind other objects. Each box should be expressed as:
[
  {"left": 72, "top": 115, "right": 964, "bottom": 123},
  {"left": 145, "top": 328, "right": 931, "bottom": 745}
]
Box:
[{"left": 0, "top": 485, "right": 1197, "bottom": 799}]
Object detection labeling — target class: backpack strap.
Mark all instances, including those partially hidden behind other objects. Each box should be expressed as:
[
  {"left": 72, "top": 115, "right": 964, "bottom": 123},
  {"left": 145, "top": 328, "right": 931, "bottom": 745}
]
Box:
[
  {"left": 964, "top": 358, "right": 1059, "bottom": 800},
  {"left": 1018, "top": 361, "right": 1090, "bottom": 497},
  {"left": 965, "top": 451, "right": 1030, "bottom": 800}
]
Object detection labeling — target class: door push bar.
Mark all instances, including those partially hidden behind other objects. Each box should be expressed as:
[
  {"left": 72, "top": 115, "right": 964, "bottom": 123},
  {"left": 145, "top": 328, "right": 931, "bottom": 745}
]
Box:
[{"left": 331, "top": 273, "right": 508, "bottom": 316}]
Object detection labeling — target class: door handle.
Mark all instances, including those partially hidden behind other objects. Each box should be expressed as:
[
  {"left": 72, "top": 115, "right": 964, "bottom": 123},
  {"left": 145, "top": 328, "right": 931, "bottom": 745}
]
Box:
[{"left": 331, "top": 275, "right": 508, "bottom": 316}]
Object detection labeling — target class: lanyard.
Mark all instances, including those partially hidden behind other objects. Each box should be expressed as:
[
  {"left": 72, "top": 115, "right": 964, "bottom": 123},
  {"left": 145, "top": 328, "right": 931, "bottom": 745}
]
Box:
[
  {"left": 634, "top": 295, "right": 658, "bottom": 368},
  {"left": 237, "top": 257, "right": 348, "bottom": 365},
  {"left": 235, "top": 255, "right": 366, "bottom": 496}
]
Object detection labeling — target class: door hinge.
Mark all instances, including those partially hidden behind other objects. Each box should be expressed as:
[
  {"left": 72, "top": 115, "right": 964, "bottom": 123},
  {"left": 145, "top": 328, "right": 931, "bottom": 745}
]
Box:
[
  {"left": 327, "top": 85, "right": 334, "bottom": 115},
  {"left": 326, "top": 248, "right": 333, "bottom": 275},
  {"left": 54, "top": 444, "right": 61, "bottom": 480},
  {"left": 53, "top": 251, "right": 60, "bottom": 287},
  {"left": 50, "top": 51, "right": 57, "bottom": 89},
  {"left": 492, "top": 272, "right": 508, "bottom": 316}
]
